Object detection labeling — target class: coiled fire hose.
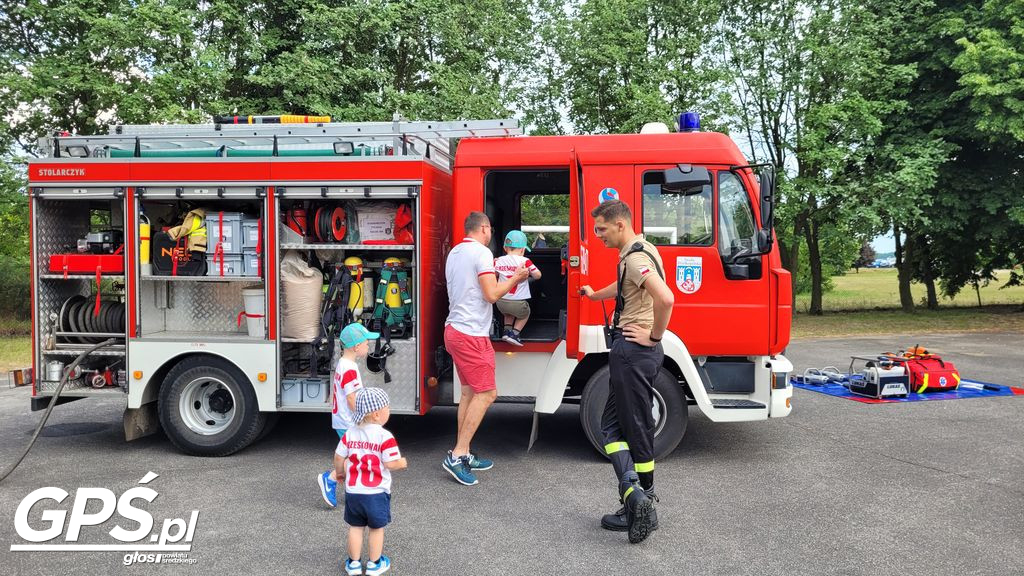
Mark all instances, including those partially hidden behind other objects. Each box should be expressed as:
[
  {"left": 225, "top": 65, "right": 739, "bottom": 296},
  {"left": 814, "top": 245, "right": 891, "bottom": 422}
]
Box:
[{"left": 0, "top": 338, "right": 117, "bottom": 484}]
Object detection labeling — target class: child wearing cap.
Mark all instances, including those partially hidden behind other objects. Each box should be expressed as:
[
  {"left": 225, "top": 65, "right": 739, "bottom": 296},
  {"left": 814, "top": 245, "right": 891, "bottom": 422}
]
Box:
[
  {"left": 338, "top": 387, "right": 407, "bottom": 576},
  {"left": 318, "top": 323, "right": 380, "bottom": 509},
  {"left": 493, "top": 230, "right": 542, "bottom": 346}
]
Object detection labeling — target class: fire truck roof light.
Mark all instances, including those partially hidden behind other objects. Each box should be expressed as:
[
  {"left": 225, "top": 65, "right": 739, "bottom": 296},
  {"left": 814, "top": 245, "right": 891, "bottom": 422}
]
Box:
[{"left": 679, "top": 112, "right": 700, "bottom": 132}]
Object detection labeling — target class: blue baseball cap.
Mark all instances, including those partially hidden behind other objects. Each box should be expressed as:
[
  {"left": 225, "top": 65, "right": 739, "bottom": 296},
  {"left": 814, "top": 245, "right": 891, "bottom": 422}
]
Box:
[
  {"left": 503, "top": 230, "right": 531, "bottom": 252},
  {"left": 340, "top": 323, "right": 380, "bottom": 348}
]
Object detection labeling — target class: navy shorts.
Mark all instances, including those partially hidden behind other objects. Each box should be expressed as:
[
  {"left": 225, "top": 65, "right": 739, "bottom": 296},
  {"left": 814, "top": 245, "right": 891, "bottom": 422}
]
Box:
[{"left": 344, "top": 492, "right": 391, "bottom": 529}]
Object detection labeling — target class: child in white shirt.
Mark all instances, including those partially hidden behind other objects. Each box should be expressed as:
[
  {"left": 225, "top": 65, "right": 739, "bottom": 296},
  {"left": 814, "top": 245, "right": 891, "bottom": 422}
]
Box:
[
  {"left": 493, "top": 230, "right": 542, "bottom": 346},
  {"left": 338, "top": 387, "right": 408, "bottom": 576},
  {"left": 317, "top": 322, "right": 378, "bottom": 508}
]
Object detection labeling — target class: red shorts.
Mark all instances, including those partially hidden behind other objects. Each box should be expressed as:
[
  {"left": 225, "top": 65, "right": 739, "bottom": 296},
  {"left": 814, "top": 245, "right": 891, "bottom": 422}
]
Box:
[{"left": 444, "top": 324, "right": 496, "bottom": 393}]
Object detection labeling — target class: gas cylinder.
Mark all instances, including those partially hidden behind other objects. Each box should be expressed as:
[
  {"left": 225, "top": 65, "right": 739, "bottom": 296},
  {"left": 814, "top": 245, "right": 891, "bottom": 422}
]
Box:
[
  {"left": 140, "top": 213, "right": 152, "bottom": 275},
  {"left": 383, "top": 257, "right": 403, "bottom": 309},
  {"left": 345, "top": 256, "right": 364, "bottom": 316}
]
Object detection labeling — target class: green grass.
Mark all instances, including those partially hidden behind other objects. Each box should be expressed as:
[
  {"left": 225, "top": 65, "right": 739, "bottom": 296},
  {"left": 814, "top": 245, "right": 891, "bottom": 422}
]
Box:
[
  {"left": 792, "top": 268, "right": 1024, "bottom": 338},
  {"left": 0, "top": 317, "right": 31, "bottom": 337},
  {"left": 0, "top": 336, "right": 31, "bottom": 372},
  {"left": 792, "top": 305, "right": 1024, "bottom": 339},
  {"left": 794, "top": 268, "right": 1024, "bottom": 312}
]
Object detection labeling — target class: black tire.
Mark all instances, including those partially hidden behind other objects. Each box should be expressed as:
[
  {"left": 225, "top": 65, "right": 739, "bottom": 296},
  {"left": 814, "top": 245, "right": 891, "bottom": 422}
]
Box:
[
  {"left": 579, "top": 364, "right": 688, "bottom": 461},
  {"left": 256, "top": 412, "right": 280, "bottom": 442},
  {"left": 158, "top": 356, "right": 265, "bottom": 456}
]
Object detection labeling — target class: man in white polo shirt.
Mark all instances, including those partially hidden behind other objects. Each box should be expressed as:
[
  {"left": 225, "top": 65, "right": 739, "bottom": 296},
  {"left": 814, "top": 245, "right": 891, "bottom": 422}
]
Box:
[{"left": 442, "top": 211, "right": 528, "bottom": 486}]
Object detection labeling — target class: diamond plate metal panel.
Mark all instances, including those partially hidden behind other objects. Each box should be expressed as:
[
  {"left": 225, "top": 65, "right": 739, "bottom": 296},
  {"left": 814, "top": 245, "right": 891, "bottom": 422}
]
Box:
[
  {"left": 139, "top": 280, "right": 167, "bottom": 333},
  {"left": 34, "top": 199, "right": 128, "bottom": 381},
  {"left": 34, "top": 199, "right": 93, "bottom": 272},
  {"left": 141, "top": 280, "right": 263, "bottom": 335},
  {"left": 355, "top": 338, "right": 418, "bottom": 413}
]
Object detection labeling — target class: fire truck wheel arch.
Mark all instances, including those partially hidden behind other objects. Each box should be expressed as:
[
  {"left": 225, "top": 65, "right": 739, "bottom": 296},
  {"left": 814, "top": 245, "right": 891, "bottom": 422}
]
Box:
[
  {"left": 157, "top": 356, "right": 267, "bottom": 457},
  {"left": 578, "top": 365, "right": 688, "bottom": 461}
]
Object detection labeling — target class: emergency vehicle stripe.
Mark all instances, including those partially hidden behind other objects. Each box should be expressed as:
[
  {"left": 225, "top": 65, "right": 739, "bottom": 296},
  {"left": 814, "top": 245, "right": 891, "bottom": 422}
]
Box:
[
  {"left": 635, "top": 461, "right": 655, "bottom": 473},
  {"left": 604, "top": 441, "right": 629, "bottom": 454}
]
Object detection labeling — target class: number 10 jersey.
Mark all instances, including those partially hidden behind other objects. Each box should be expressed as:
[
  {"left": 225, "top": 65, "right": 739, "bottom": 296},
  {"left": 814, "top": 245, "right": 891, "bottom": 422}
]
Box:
[{"left": 336, "top": 423, "right": 402, "bottom": 494}]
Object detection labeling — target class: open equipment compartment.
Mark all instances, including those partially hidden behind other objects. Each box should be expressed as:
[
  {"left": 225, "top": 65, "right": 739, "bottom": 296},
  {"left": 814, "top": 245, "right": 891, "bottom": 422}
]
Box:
[
  {"left": 31, "top": 187, "right": 128, "bottom": 397},
  {"left": 275, "top": 186, "right": 420, "bottom": 414},
  {"left": 135, "top": 187, "right": 267, "bottom": 341}
]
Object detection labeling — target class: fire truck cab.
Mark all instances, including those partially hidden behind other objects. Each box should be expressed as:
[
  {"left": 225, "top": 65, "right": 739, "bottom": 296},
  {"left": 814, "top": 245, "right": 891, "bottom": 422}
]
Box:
[
  {"left": 454, "top": 128, "right": 794, "bottom": 458},
  {"left": 26, "top": 117, "right": 792, "bottom": 458}
]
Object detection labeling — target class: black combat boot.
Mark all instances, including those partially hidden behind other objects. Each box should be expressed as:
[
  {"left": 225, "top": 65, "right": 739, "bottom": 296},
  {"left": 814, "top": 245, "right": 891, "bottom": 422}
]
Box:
[{"left": 600, "top": 487, "right": 659, "bottom": 533}]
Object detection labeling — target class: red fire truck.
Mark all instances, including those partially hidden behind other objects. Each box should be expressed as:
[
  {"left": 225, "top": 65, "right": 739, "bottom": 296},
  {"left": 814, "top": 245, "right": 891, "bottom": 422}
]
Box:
[{"left": 27, "top": 116, "right": 793, "bottom": 457}]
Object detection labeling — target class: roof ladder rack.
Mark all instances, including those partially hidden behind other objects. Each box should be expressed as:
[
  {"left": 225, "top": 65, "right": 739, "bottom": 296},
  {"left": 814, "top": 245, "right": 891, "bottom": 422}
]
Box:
[{"left": 41, "top": 118, "right": 522, "bottom": 160}]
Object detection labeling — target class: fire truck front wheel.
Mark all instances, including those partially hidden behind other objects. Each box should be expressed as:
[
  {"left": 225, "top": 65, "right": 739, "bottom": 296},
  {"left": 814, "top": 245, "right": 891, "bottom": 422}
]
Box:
[
  {"left": 579, "top": 365, "right": 688, "bottom": 461},
  {"left": 158, "top": 357, "right": 266, "bottom": 457}
]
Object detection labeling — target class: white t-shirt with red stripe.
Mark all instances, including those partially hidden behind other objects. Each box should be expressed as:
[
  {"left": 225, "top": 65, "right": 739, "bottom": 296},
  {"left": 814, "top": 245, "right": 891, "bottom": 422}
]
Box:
[
  {"left": 445, "top": 237, "right": 496, "bottom": 337},
  {"left": 335, "top": 424, "right": 402, "bottom": 494},
  {"left": 494, "top": 254, "right": 538, "bottom": 301},
  {"left": 331, "top": 358, "right": 363, "bottom": 430}
]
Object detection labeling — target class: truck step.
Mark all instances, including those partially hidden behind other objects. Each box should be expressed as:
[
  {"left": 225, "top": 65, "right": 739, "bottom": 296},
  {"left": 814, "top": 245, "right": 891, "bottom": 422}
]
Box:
[{"left": 710, "top": 399, "right": 766, "bottom": 409}]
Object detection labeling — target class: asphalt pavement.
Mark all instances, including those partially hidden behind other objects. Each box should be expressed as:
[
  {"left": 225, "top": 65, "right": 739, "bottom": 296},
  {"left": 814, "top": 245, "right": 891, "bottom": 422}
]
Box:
[{"left": 0, "top": 331, "right": 1022, "bottom": 575}]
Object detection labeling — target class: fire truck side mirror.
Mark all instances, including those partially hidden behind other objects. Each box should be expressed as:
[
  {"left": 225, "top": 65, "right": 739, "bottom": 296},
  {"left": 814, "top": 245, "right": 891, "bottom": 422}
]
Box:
[
  {"left": 758, "top": 166, "right": 776, "bottom": 230},
  {"left": 663, "top": 166, "right": 711, "bottom": 194},
  {"left": 756, "top": 228, "right": 773, "bottom": 253}
]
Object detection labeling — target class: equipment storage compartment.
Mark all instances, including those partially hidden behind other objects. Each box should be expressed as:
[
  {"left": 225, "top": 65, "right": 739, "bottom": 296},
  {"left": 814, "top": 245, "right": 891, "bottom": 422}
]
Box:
[
  {"left": 275, "top": 194, "right": 419, "bottom": 413},
  {"left": 32, "top": 192, "right": 129, "bottom": 397},
  {"left": 138, "top": 195, "right": 266, "bottom": 340}
]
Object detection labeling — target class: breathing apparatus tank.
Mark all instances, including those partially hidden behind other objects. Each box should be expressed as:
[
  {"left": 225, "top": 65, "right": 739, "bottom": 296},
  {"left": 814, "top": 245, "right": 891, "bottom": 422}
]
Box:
[
  {"left": 345, "top": 256, "right": 365, "bottom": 317},
  {"left": 139, "top": 213, "right": 152, "bottom": 276},
  {"left": 383, "top": 257, "right": 403, "bottom": 309}
]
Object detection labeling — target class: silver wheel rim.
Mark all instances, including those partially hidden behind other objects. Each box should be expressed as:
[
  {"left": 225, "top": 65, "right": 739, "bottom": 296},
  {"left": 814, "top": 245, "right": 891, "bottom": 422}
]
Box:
[
  {"left": 178, "top": 377, "right": 236, "bottom": 435},
  {"left": 651, "top": 388, "right": 667, "bottom": 437}
]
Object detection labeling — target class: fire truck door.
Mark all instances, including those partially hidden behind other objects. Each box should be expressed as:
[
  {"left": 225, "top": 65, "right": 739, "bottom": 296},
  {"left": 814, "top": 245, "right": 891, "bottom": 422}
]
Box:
[
  {"left": 566, "top": 149, "right": 586, "bottom": 358},
  {"left": 569, "top": 160, "right": 640, "bottom": 358},
  {"left": 634, "top": 165, "right": 770, "bottom": 355}
]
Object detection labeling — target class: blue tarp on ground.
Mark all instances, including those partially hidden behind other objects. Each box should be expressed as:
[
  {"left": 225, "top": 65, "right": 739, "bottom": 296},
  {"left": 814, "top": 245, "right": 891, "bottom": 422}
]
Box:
[{"left": 791, "top": 376, "right": 1024, "bottom": 403}]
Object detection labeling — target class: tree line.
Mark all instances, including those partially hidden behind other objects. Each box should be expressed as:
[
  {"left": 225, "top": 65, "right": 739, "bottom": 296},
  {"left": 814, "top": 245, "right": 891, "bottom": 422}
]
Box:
[{"left": 1, "top": 0, "right": 1020, "bottom": 315}]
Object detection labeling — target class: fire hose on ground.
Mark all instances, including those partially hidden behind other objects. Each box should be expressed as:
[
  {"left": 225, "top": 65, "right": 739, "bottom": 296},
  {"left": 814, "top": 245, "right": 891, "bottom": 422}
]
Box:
[{"left": 0, "top": 338, "right": 117, "bottom": 484}]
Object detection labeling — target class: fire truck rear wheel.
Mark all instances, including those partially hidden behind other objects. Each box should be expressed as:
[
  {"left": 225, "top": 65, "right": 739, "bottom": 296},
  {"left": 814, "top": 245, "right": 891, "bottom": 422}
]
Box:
[
  {"left": 158, "top": 357, "right": 266, "bottom": 457},
  {"left": 579, "top": 365, "right": 687, "bottom": 461}
]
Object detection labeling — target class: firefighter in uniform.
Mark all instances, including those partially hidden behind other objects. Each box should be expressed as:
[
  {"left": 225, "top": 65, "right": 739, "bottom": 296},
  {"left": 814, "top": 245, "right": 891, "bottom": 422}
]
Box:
[{"left": 581, "top": 199, "right": 675, "bottom": 544}]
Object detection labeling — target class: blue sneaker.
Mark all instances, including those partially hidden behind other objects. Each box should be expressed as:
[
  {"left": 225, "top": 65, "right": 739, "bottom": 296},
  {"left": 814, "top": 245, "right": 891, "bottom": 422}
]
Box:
[
  {"left": 344, "top": 558, "right": 362, "bottom": 576},
  {"left": 467, "top": 452, "right": 493, "bottom": 471},
  {"left": 365, "top": 555, "right": 390, "bottom": 576},
  {"left": 317, "top": 470, "right": 337, "bottom": 508},
  {"left": 442, "top": 452, "right": 478, "bottom": 486}
]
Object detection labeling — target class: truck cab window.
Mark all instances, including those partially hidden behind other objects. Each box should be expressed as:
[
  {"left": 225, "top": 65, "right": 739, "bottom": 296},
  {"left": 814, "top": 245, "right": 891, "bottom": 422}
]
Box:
[
  {"left": 519, "top": 194, "right": 569, "bottom": 249},
  {"left": 718, "top": 171, "right": 757, "bottom": 259},
  {"left": 642, "top": 170, "right": 713, "bottom": 246}
]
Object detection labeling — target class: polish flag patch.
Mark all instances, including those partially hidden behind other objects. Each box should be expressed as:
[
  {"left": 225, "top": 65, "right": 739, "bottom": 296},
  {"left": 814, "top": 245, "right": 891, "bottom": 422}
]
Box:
[{"left": 639, "top": 266, "right": 652, "bottom": 277}]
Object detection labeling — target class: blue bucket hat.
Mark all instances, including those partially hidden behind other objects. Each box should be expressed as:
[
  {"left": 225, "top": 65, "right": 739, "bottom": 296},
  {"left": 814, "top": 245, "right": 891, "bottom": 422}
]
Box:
[
  {"left": 340, "top": 323, "right": 380, "bottom": 349},
  {"left": 503, "top": 230, "right": 531, "bottom": 252}
]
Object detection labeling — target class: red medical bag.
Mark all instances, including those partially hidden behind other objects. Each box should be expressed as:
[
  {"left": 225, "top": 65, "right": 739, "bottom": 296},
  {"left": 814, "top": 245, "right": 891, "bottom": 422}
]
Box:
[{"left": 904, "top": 355, "right": 960, "bottom": 393}]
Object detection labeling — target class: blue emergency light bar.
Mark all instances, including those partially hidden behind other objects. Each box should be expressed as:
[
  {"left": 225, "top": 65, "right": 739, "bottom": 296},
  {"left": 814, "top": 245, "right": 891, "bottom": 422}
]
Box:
[{"left": 679, "top": 112, "right": 700, "bottom": 132}]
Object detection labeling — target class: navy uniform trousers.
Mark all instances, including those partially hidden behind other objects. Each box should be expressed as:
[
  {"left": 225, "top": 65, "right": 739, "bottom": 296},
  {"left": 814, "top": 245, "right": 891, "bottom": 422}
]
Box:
[{"left": 602, "top": 332, "right": 663, "bottom": 493}]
